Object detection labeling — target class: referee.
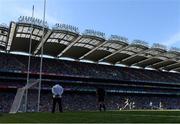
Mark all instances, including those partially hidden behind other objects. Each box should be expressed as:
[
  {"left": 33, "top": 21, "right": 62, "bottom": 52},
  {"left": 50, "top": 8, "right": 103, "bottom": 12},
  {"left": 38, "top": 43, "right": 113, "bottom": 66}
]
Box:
[
  {"left": 51, "top": 84, "right": 64, "bottom": 113},
  {"left": 96, "top": 88, "right": 106, "bottom": 111}
]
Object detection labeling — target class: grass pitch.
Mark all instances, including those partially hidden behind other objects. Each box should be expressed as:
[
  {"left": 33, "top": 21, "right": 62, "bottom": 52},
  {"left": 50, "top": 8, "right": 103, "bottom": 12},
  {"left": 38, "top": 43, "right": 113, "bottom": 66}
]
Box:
[{"left": 1, "top": 110, "right": 180, "bottom": 123}]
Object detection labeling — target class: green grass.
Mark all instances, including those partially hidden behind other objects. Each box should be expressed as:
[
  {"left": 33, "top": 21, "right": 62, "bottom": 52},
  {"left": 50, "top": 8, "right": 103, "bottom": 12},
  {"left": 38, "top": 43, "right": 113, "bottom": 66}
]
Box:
[{"left": 1, "top": 110, "right": 180, "bottom": 123}]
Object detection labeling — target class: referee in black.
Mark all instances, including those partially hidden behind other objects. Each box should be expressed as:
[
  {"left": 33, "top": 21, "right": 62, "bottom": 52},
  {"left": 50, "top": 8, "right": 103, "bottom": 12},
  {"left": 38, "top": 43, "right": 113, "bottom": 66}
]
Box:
[{"left": 96, "top": 88, "right": 106, "bottom": 111}]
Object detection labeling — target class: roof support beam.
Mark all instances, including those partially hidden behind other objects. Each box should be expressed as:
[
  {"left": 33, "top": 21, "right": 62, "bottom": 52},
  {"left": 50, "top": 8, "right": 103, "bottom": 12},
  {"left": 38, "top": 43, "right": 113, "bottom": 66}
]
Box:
[
  {"left": 116, "top": 48, "right": 149, "bottom": 65},
  {"left": 161, "top": 62, "right": 180, "bottom": 71},
  {"left": 148, "top": 60, "right": 176, "bottom": 69},
  {"left": 58, "top": 35, "right": 82, "bottom": 57},
  {"left": 120, "top": 48, "right": 151, "bottom": 62},
  {"left": 120, "top": 47, "right": 167, "bottom": 65},
  {"left": 133, "top": 57, "right": 163, "bottom": 67},
  {"left": 132, "top": 49, "right": 167, "bottom": 67},
  {"left": 99, "top": 45, "right": 128, "bottom": 62},
  {"left": 6, "top": 22, "right": 16, "bottom": 51},
  {"left": 79, "top": 40, "right": 107, "bottom": 60},
  {"left": 34, "top": 30, "right": 52, "bottom": 54},
  {"left": 172, "top": 67, "right": 180, "bottom": 72}
]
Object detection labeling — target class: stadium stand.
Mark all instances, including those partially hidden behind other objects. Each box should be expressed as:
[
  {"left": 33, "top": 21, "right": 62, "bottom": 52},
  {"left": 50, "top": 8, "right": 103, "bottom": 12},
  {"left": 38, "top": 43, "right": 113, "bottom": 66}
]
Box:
[
  {"left": 0, "top": 17, "right": 180, "bottom": 112},
  {"left": 1, "top": 91, "right": 180, "bottom": 113},
  {"left": 0, "top": 52, "right": 180, "bottom": 112},
  {"left": 0, "top": 52, "right": 180, "bottom": 83}
]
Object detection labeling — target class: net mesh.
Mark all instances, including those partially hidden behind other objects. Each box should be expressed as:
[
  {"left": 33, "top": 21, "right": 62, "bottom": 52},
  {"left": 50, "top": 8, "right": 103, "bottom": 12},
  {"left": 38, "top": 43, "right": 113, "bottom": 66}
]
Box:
[{"left": 9, "top": 79, "right": 40, "bottom": 113}]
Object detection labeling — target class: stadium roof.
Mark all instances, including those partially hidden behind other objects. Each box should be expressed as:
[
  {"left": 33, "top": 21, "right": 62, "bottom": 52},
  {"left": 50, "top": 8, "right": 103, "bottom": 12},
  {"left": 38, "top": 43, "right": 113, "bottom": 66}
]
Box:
[{"left": 1, "top": 16, "right": 180, "bottom": 72}]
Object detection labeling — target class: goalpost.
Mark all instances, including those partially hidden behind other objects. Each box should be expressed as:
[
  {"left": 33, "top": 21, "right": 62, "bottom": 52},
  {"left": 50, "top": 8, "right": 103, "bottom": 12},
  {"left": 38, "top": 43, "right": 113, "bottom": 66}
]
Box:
[{"left": 9, "top": 0, "right": 47, "bottom": 114}]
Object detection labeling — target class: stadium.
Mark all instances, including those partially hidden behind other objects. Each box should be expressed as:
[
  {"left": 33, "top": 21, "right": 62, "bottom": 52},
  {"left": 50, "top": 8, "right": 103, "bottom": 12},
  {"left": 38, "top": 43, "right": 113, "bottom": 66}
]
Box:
[{"left": 0, "top": 14, "right": 180, "bottom": 122}]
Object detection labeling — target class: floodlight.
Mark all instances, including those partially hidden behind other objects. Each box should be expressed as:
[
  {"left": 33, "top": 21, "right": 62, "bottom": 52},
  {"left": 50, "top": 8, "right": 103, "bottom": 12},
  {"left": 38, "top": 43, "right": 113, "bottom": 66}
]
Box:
[
  {"left": 53, "top": 23, "right": 79, "bottom": 34},
  {"left": 132, "top": 40, "right": 148, "bottom": 48},
  {"left": 109, "top": 35, "right": 128, "bottom": 43},
  {"left": 152, "top": 43, "right": 167, "bottom": 51},
  {"left": 18, "top": 16, "right": 48, "bottom": 28},
  {"left": 83, "top": 29, "right": 105, "bottom": 39},
  {"left": 0, "top": 23, "right": 8, "bottom": 28},
  {"left": 170, "top": 47, "right": 180, "bottom": 53}
]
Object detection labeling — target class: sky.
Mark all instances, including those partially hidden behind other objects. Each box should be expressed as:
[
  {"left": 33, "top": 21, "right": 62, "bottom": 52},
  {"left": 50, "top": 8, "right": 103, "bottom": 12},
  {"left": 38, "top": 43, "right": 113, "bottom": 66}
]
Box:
[{"left": 0, "top": 0, "right": 180, "bottom": 49}]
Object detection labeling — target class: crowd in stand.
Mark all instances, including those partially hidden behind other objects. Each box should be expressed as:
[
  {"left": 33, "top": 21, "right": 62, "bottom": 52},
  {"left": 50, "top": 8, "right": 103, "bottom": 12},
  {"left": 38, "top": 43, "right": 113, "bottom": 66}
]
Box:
[
  {"left": 0, "top": 53, "right": 180, "bottom": 113},
  {"left": 1, "top": 91, "right": 180, "bottom": 113},
  {"left": 0, "top": 53, "right": 180, "bottom": 83},
  {"left": 0, "top": 92, "right": 15, "bottom": 112},
  {"left": 1, "top": 81, "right": 180, "bottom": 96}
]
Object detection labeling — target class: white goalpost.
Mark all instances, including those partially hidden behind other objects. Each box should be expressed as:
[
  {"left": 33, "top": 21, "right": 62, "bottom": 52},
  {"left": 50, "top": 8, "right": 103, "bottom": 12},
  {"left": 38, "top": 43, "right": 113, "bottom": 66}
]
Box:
[
  {"left": 10, "top": 0, "right": 46, "bottom": 114},
  {"left": 38, "top": 0, "right": 46, "bottom": 112}
]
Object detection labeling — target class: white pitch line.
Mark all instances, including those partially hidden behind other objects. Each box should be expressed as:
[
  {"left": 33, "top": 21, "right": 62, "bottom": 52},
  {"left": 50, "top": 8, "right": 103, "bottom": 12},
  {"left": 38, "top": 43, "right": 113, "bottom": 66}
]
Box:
[{"left": 111, "top": 113, "right": 180, "bottom": 118}]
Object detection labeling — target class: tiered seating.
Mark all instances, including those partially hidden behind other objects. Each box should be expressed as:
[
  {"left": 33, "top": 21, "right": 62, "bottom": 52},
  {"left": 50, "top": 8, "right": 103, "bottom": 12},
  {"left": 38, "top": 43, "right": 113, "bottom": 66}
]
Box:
[{"left": 0, "top": 53, "right": 179, "bottom": 83}]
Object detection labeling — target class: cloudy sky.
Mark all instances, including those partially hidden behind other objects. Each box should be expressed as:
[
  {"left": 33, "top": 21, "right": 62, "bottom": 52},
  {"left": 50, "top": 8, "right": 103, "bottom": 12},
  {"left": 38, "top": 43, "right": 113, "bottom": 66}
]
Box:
[{"left": 0, "top": 0, "right": 180, "bottom": 49}]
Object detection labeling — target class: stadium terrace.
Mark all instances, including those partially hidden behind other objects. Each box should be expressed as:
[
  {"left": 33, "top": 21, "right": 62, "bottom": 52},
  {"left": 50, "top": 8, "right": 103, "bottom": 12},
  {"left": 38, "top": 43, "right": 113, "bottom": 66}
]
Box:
[
  {"left": 0, "top": 16, "right": 180, "bottom": 114},
  {"left": 0, "top": 16, "right": 180, "bottom": 72}
]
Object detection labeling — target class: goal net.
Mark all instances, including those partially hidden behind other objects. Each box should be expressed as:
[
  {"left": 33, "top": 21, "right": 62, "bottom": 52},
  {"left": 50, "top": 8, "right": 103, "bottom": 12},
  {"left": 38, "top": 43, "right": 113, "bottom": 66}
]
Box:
[{"left": 9, "top": 79, "right": 40, "bottom": 113}]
